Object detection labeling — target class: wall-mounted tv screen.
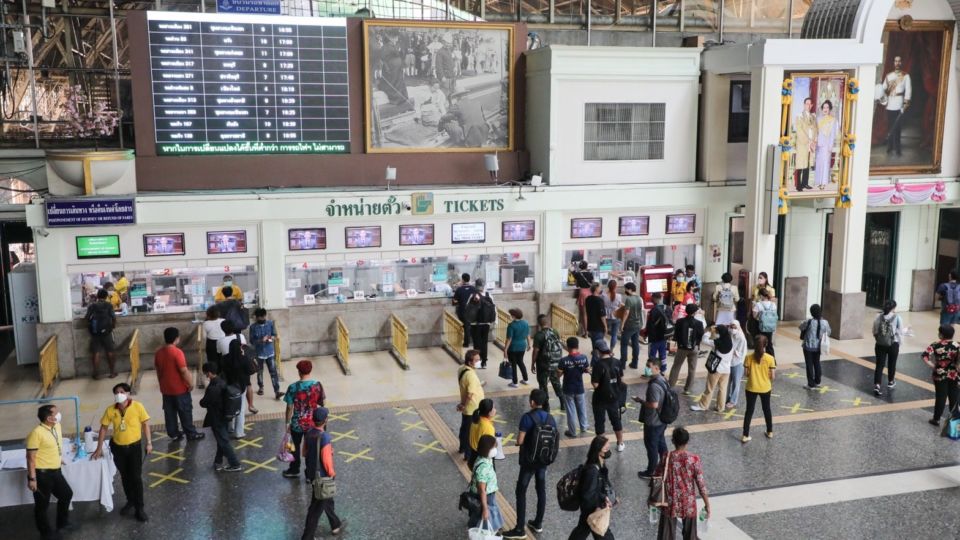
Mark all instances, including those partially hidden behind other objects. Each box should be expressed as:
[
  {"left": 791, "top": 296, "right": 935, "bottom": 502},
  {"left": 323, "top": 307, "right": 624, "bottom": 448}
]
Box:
[
  {"left": 143, "top": 233, "right": 185, "bottom": 256},
  {"left": 502, "top": 220, "right": 535, "bottom": 242},
  {"left": 76, "top": 235, "right": 121, "bottom": 259},
  {"left": 451, "top": 222, "right": 486, "bottom": 244},
  {"left": 289, "top": 228, "right": 327, "bottom": 251},
  {"left": 345, "top": 226, "right": 381, "bottom": 248},
  {"left": 666, "top": 214, "right": 697, "bottom": 234},
  {"left": 399, "top": 224, "right": 434, "bottom": 246},
  {"left": 571, "top": 218, "right": 602, "bottom": 239},
  {"left": 619, "top": 216, "right": 650, "bottom": 237},
  {"left": 207, "top": 230, "right": 247, "bottom": 254}
]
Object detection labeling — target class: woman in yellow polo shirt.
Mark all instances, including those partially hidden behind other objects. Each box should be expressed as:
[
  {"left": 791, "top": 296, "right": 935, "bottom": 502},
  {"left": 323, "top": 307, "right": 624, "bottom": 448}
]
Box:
[
  {"left": 741, "top": 335, "right": 776, "bottom": 443},
  {"left": 468, "top": 399, "right": 496, "bottom": 468},
  {"left": 92, "top": 383, "right": 153, "bottom": 522}
]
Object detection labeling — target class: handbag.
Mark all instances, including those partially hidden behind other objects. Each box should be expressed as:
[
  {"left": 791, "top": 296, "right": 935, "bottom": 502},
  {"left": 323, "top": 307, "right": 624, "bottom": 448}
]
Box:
[
  {"left": 458, "top": 490, "right": 482, "bottom": 517},
  {"left": 498, "top": 360, "right": 514, "bottom": 381},
  {"left": 587, "top": 505, "right": 611, "bottom": 535},
  {"left": 705, "top": 350, "right": 721, "bottom": 374},
  {"left": 311, "top": 476, "right": 336, "bottom": 500},
  {"left": 276, "top": 433, "right": 294, "bottom": 463},
  {"left": 468, "top": 519, "right": 502, "bottom": 540},
  {"left": 648, "top": 450, "right": 672, "bottom": 507},
  {"left": 820, "top": 334, "right": 831, "bottom": 355}
]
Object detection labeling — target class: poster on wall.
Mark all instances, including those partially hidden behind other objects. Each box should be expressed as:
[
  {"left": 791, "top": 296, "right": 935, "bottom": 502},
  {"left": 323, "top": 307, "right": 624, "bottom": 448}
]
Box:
[
  {"left": 785, "top": 72, "right": 847, "bottom": 199},
  {"left": 871, "top": 20, "right": 953, "bottom": 175},
  {"left": 363, "top": 21, "right": 514, "bottom": 152}
]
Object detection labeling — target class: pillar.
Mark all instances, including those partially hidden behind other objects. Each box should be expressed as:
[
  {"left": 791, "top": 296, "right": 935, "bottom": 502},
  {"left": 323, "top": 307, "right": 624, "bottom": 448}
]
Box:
[
  {"left": 259, "top": 220, "right": 286, "bottom": 310},
  {"left": 540, "top": 210, "right": 563, "bottom": 293}
]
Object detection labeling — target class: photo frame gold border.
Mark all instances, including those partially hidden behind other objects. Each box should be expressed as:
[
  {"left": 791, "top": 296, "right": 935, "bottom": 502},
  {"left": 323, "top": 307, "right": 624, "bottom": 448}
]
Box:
[
  {"left": 362, "top": 20, "right": 516, "bottom": 154},
  {"left": 870, "top": 20, "right": 953, "bottom": 176},
  {"left": 782, "top": 71, "right": 850, "bottom": 200}
]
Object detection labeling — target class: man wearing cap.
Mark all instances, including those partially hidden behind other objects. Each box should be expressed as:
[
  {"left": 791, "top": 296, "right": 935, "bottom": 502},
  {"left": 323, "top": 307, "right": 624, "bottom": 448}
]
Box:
[
  {"left": 591, "top": 342, "right": 626, "bottom": 452},
  {"left": 283, "top": 360, "right": 326, "bottom": 479},
  {"left": 199, "top": 361, "right": 243, "bottom": 473},
  {"left": 26, "top": 404, "right": 74, "bottom": 539},
  {"left": 300, "top": 407, "right": 344, "bottom": 539},
  {"left": 435, "top": 34, "right": 457, "bottom": 95}
]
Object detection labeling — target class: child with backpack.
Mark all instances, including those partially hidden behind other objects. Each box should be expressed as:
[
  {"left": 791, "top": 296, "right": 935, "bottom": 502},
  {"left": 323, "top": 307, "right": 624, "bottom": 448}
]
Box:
[
  {"left": 199, "top": 362, "right": 242, "bottom": 472},
  {"left": 872, "top": 300, "right": 903, "bottom": 397}
]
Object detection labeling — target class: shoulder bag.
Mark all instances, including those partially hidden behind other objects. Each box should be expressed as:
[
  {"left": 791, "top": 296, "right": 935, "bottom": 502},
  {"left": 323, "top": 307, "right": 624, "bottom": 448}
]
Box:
[
  {"left": 648, "top": 450, "right": 672, "bottom": 507},
  {"left": 705, "top": 350, "right": 721, "bottom": 374}
]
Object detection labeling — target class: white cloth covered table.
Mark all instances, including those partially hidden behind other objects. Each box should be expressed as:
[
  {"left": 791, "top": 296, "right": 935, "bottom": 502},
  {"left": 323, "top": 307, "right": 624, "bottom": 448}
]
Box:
[{"left": 0, "top": 445, "right": 117, "bottom": 511}]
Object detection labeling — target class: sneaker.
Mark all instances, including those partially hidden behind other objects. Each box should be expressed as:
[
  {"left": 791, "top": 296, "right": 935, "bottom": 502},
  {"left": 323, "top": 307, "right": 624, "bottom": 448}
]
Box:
[
  {"left": 508, "top": 383, "right": 519, "bottom": 388},
  {"left": 629, "top": 363, "right": 639, "bottom": 370},
  {"left": 616, "top": 442, "right": 626, "bottom": 452},
  {"left": 282, "top": 469, "right": 300, "bottom": 478},
  {"left": 331, "top": 521, "right": 346, "bottom": 535},
  {"left": 690, "top": 405, "right": 705, "bottom": 412},
  {"left": 765, "top": 432, "right": 774, "bottom": 439},
  {"left": 119, "top": 502, "right": 135, "bottom": 516},
  {"left": 725, "top": 403, "right": 736, "bottom": 410},
  {"left": 637, "top": 471, "right": 653, "bottom": 479},
  {"left": 170, "top": 433, "right": 184, "bottom": 442},
  {"left": 564, "top": 430, "right": 577, "bottom": 438},
  {"left": 741, "top": 435, "right": 752, "bottom": 443},
  {"left": 257, "top": 388, "right": 264, "bottom": 396},
  {"left": 526, "top": 521, "right": 544, "bottom": 533},
  {"left": 929, "top": 419, "right": 940, "bottom": 426},
  {"left": 802, "top": 385, "right": 812, "bottom": 390},
  {"left": 873, "top": 386, "right": 882, "bottom": 397},
  {"left": 187, "top": 433, "right": 205, "bottom": 441},
  {"left": 502, "top": 528, "right": 527, "bottom": 539},
  {"left": 520, "top": 380, "right": 530, "bottom": 386},
  {"left": 275, "top": 392, "right": 285, "bottom": 400},
  {"left": 223, "top": 465, "right": 243, "bottom": 473},
  {"left": 213, "top": 463, "right": 225, "bottom": 472},
  {"left": 135, "top": 508, "right": 149, "bottom": 522},
  {"left": 887, "top": 380, "right": 896, "bottom": 389}
]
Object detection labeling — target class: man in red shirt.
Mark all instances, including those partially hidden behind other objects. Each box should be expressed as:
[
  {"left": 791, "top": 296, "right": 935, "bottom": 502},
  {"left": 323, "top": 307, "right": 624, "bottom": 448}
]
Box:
[{"left": 155, "top": 327, "right": 204, "bottom": 441}]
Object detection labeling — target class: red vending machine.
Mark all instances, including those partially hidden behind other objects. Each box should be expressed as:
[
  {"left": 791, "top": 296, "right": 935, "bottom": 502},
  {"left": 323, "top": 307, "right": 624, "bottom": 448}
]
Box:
[{"left": 639, "top": 264, "right": 676, "bottom": 310}]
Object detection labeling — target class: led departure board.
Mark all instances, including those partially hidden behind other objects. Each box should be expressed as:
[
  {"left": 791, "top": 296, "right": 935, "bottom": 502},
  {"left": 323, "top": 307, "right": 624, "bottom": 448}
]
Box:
[{"left": 147, "top": 12, "right": 350, "bottom": 155}]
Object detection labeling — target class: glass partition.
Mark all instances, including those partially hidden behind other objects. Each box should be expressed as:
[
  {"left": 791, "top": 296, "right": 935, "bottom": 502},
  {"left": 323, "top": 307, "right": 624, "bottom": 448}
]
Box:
[{"left": 562, "top": 245, "right": 696, "bottom": 288}]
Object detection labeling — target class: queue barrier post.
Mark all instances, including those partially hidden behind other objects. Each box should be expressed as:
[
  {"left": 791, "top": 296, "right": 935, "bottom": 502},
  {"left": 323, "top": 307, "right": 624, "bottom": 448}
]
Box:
[
  {"left": 550, "top": 303, "right": 579, "bottom": 343},
  {"left": 441, "top": 310, "right": 464, "bottom": 363},
  {"left": 493, "top": 307, "right": 511, "bottom": 351},
  {"left": 39, "top": 335, "right": 59, "bottom": 398},
  {"left": 195, "top": 324, "right": 205, "bottom": 389},
  {"left": 128, "top": 329, "right": 141, "bottom": 394},
  {"left": 334, "top": 316, "right": 351, "bottom": 375},
  {"left": 389, "top": 314, "right": 410, "bottom": 370}
]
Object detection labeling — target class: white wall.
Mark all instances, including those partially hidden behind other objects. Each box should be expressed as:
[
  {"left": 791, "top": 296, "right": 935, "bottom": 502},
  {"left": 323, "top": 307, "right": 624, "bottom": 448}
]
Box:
[{"left": 781, "top": 205, "right": 828, "bottom": 309}]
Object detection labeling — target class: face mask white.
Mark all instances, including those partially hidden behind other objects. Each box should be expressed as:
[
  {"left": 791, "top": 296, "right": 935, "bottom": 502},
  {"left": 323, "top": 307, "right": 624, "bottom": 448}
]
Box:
[
  {"left": 54, "top": 412, "right": 62, "bottom": 424},
  {"left": 224, "top": 281, "right": 233, "bottom": 286},
  {"left": 487, "top": 448, "right": 497, "bottom": 459},
  {"left": 115, "top": 393, "right": 128, "bottom": 404}
]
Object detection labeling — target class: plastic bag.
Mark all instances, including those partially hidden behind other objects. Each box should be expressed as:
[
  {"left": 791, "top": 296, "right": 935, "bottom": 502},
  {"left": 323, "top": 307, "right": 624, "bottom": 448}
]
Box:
[
  {"left": 277, "top": 433, "right": 295, "bottom": 463},
  {"left": 468, "top": 519, "right": 502, "bottom": 540}
]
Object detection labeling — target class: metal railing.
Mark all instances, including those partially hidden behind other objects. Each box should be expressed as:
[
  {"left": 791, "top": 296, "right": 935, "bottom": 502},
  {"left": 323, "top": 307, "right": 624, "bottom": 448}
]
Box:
[
  {"left": 39, "top": 336, "right": 59, "bottom": 398},
  {"left": 494, "top": 307, "right": 511, "bottom": 350},
  {"left": 389, "top": 314, "right": 411, "bottom": 370},
  {"left": 442, "top": 310, "right": 465, "bottom": 362},
  {"left": 550, "top": 303, "right": 579, "bottom": 342},
  {"left": 334, "top": 316, "right": 351, "bottom": 375},
  {"left": 275, "top": 329, "right": 285, "bottom": 382},
  {"left": 128, "top": 329, "right": 141, "bottom": 393}
]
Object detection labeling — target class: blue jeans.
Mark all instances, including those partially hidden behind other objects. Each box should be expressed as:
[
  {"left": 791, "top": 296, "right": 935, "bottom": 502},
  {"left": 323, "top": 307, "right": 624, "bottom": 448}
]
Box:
[
  {"left": 563, "top": 393, "right": 589, "bottom": 434},
  {"left": 642, "top": 423, "right": 668, "bottom": 475},
  {"left": 621, "top": 327, "right": 641, "bottom": 368},
  {"left": 468, "top": 490, "right": 504, "bottom": 531},
  {"left": 606, "top": 319, "right": 621, "bottom": 351},
  {"left": 162, "top": 392, "right": 199, "bottom": 438},
  {"left": 649, "top": 340, "right": 668, "bottom": 371},
  {"left": 257, "top": 355, "right": 280, "bottom": 393},
  {"left": 515, "top": 465, "right": 547, "bottom": 527},
  {"left": 727, "top": 363, "right": 744, "bottom": 407},
  {"left": 940, "top": 310, "right": 960, "bottom": 325},
  {"left": 589, "top": 331, "right": 606, "bottom": 362}
]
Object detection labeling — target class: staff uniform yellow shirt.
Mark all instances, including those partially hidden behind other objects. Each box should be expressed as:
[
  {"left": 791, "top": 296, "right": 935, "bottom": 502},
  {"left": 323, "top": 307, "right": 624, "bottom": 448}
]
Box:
[
  {"left": 25, "top": 423, "right": 63, "bottom": 469},
  {"left": 115, "top": 277, "right": 129, "bottom": 297},
  {"left": 108, "top": 291, "right": 121, "bottom": 310},
  {"left": 214, "top": 285, "right": 244, "bottom": 303},
  {"left": 469, "top": 416, "right": 495, "bottom": 451},
  {"left": 745, "top": 353, "right": 776, "bottom": 394},
  {"left": 458, "top": 366, "right": 485, "bottom": 415},
  {"left": 101, "top": 401, "right": 150, "bottom": 445}
]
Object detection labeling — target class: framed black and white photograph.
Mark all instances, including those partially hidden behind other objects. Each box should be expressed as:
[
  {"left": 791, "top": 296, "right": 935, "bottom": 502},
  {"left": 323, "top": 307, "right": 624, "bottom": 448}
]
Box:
[{"left": 363, "top": 21, "right": 514, "bottom": 153}]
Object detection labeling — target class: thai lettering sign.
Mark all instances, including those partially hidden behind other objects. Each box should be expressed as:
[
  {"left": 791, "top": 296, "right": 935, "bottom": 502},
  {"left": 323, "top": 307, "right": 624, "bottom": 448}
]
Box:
[
  {"left": 323, "top": 195, "right": 506, "bottom": 218},
  {"left": 46, "top": 198, "right": 137, "bottom": 228}
]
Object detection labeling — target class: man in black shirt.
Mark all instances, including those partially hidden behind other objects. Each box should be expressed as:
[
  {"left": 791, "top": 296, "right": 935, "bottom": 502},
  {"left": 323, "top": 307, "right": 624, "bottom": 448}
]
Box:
[
  {"left": 669, "top": 303, "right": 705, "bottom": 394},
  {"left": 591, "top": 341, "right": 625, "bottom": 452},
  {"left": 86, "top": 289, "right": 117, "bottom": 379},
  {"left": 584, "top": 283, "right": 607, "bottom": 361},
  {"left": 452, "top": 273, "right": 476, "bottom": 347}
]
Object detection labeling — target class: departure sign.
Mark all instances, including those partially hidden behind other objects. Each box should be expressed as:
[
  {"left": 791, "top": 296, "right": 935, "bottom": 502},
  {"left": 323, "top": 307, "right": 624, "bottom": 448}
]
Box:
[{"left": 147, "top": 12, "right": 349, "bottom": 155}]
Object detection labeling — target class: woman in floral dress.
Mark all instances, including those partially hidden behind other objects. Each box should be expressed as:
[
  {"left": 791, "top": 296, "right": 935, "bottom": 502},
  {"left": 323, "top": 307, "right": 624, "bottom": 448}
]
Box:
[
  {"left": 653, "top": 427, "right": 711, "bottom": 540},
  {"left": 921, "top": 324, "right": 960, "bottom": 426}
]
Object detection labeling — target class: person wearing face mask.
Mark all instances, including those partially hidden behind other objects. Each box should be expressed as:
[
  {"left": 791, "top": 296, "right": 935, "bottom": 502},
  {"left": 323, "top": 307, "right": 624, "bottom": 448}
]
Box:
[
  {"left": 457, "top": 350, "right": 486, "bottom": 462},
  {"left": 690, "top": 326, "right": 734, "bottom": 413},
  {"left": 26, "top": 404, "right": 75, "bottom": 539},
  {"left": 725, "top": 321, "right": 748, "bottom": 410},
  {"left": 92, "top": 383, "right": 153, "bottom": 522},
  {"left": 214, "top": 274, "right": 243, "bottom": 302},
  {"left": 468, "top": 399, "right": 497, "bottom": 469},
  {"left": 468, "top": 434, "right": 505, "bottom": 534},
  {"left": 570, "top": 435, "right": 616, "bottom": 539},
  {"left": 636, "top": 360, "right": 669, "bottom": 481}
]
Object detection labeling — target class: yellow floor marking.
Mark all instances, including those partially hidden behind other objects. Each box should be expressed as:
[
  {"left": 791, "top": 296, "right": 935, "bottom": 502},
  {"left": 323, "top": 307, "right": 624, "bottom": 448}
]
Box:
[
  {"left": 500, "top": 433, "right": 516, "bottom": 445},
  {"left": 149, "top": 449, "right": 185, "bottom": 463},
  {"left": 328, "top": 412, "right": 351, "bottom": 422},
  {"left": 241, "top": 457, "right": 279, "bottom": 473},
  {"left": 329, "top": 429, "right": 358, "bottom": 442},
  {"left": 781, "top": 403, "right": 815, "bottom": 414},
  {"left": 148, "top": 467, "right": 189, "bottom": 488},
  {"left": 338, "top": 448, "right": 374, "bottom": 462},
  {"left": 841, "top": 397, "right": 868, "bottom": 406},
  {"left": 414, "top": 440, "right": 446, "bottom": 454},
  {"left": 393, "top": 407, "right": 415, "bottom": 416},
  {"left": 234, "top": 436, "right": 264, "bottom": 450},
  {"left": 815, "top": 385, "right": 839, "bottom": 394},
  {"left": 402, "top": 421, "right": 428, "bottom": 432}
]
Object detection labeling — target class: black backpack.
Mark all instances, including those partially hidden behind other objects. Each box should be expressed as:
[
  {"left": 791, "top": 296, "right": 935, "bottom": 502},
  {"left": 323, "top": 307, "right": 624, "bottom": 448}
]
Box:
[
  {"left": 222, "top": 383, "right": 243, "bottom": 420},
  {"left": 594, "top": 358, "right": 621, "bottom": 403},
  {"left": 221, "top": 300, "right": 250, "bottom": 331},
  {"left": 88, "top": 303, "right": 113, "bottom": 335},
  {"left": 522, "top": 412, "right": 559, "bottom": 468},
  {"left": 479, "top": 293, "right": 496, "bottom": 324},
  {"left": 556, "top": 464, "right": 584, "bottom": 511},
  {"left": 656, "top": 306, "right": 675, "bottom": 339},
  {"left": 655, "top": 377, "right": 680, "bottom": 424},
  {"left": 463, "top": 296, "right": 481, "bottom": 324}
]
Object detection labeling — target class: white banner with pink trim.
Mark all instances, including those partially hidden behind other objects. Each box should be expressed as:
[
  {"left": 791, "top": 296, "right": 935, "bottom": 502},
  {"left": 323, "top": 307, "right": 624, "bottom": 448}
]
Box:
[{"left": 867, "top": 182, "right": 948, "bottom": 207}]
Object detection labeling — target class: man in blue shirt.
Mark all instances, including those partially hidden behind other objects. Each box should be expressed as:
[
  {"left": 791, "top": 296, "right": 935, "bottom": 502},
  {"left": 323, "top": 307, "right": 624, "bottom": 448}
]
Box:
[
  {"left": 503, "top": 389, "right": 557, "bottom": 539},
  {"left": 249, "top": 309, "right": 284, "bottom": 400},
  {"left": 557, "top": 337, "right": 590, "bottom": 438}
]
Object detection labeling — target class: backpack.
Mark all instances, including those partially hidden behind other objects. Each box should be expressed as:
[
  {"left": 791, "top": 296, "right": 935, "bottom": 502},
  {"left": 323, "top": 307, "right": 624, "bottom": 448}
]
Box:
[
  {"left": 556, "top": 464, "right": 584, "bottom": 511},
  {"left": 717, "top": 284, "right": 736, "bottom": 310},
  {"left": 655, "top": 378, "right": 680, "bottom": 424},
  {"left": 221, "top": 300, "right": 250, "bottom": 331},
  {"left": 675, "top": 317, "right": 697, "bottom": 350},
  {"left": 222, "top": 383, "right": 243, "bottom": 420},
  {"left": 540, "top": 329, "right": 564, "bottom": 367},
  {"left": 876, "top": 316, "right": 896, "bottom": 347},
  {"left": 759, "top": 303, "right": 779, "bottom": 333},
  {"left": 594, "top": 359, "right": 621, "bottom": 403},
  {"left": 88, "top": 302, "right": 113, "bottom": 335},
  {"left": 522, "top": 412, "right": 559, "bottom": 468},
  {"left": 655, "top": 306, "right": 674, "bottom": 339},
  {"left": 479, "top": 293, "right": 496, "bottom": 324}
]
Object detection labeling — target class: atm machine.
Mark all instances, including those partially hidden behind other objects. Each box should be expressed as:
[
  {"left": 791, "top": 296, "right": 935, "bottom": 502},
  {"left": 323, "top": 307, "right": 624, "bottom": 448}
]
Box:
[{"left": 638, "top": 264, "right": 675, "bottom": 310}]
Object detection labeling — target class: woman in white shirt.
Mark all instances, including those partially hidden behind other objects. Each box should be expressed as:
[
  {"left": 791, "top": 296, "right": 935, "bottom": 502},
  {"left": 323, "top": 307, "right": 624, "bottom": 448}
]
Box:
[
  {"left": 725, "top": 320, "right": 748, "bottom": 410},
  {"left": 691, "top": 325, "right": 734, "bottom": 412},
  {"left": 202, "top": 306, "right": 226, "bottom": 365},
  {"left": 602, "top": 280, "right": 624, "bottom": 352}
]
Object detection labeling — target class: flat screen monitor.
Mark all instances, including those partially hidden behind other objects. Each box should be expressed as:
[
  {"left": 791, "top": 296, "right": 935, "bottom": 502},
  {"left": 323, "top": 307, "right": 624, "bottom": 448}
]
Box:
[
  {"left": 666, "top": 214, "right": 697, "bottom": 234},
  {"left": 502, "top": 220, "right": 535, "bottom": 242},
  {"left": 619, "top": 216, "right": 649, "bottom": 237},
  {"left": 76, "top": 235, "right": 120, "bottom": 259},
  {"left": 571, "top": 218, "right": 602, "bottom": 239},
  {"left": 143, "top": 233, "right": 185, "bottom": 257},
  {"left": 206, "top": 230, "right": 247, "bottom": 254},
  {"left": 345, "top": 226, "right": 381, "bottom": 249},
  {"left": 288, "top": 228, "right": 327, "bottom": 251},
  {"left": 451, "top": 222, "right": 486, "bottom": 244},
  {"left": 399, "top": 224, "right": 434, "bottom": 246}
]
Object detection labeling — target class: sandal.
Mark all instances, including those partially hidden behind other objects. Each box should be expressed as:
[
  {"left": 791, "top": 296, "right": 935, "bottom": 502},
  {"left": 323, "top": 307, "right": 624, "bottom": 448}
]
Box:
[{"left": 248, "top": 407, "right": 259, "bottom": 415}]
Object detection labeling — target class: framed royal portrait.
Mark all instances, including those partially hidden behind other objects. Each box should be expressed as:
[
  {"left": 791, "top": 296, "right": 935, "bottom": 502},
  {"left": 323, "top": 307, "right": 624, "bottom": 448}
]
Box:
[
  {"left": 363, "top": 20, "right": 514, "bottom": 153},
  {"left": 870, "top": 20, "right": 953, "bottom": 175},
  {"left": 784, "top": 72, "right": 848, "bottom": 200}
]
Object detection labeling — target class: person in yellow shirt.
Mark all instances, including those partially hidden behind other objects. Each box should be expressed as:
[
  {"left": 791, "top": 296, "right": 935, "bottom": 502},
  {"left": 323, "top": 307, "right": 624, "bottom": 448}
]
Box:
[
  {"left": 671, "top": 269, "right": 687, "bottom": 305},
  {"left": 104, "top": 282, "right": 121, "bottom": 311},
  {"left": 741, "top": 335, "right": 776, "bottom": 443},
  {"left": 114, "top": 272, "right": 129, "bottom": 302},
  {"left": 214, "top": 275, "right": 244, "bottom": 303},
  {"left": 468, "top": 399, "right": 496, "bottom": 468},
  {"left": 457, "top": 350, "right": 485, "bottom": 461},
  {"left": 26, "top": 404, "right": 74, "bottom": 538},
  {"left": 92, "top": 383, "right": 153, "bottom": 522}
]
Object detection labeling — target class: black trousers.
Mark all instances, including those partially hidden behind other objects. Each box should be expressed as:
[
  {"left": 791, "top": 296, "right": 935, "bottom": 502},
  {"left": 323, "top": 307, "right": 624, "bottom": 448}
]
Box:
[
  {"left": 458, "top": 413, "right": 473, "bottom": 459},
  {"left": 802, "top": 349, "right": 822, "bottom": 387},
  {"left": 34, "top": 468, "right": 72, "bottom": 537},
  {"left": 743, "top": 391, "right": 773, "bottom": 437},
  {"left": 287, "top": 430, "right": 305, "bottom": 473},
  {"left": 111, "top": 440, "right": 145, "bottom": 509},
  {"left": 301, "top": 496, "right": 341, "bottom": 539},
  {"left": 569, "top": 509, "right": 614, "bottom": 539},
  {"left": 796, "top": 167, "right": 810, "bottom": 190},
  {"left": 933, "top": 379, "right": 960, "bottom": 422},
  {"left": 874, "top": 343, "right": 900, "bottom": 386},
  {"left": 508, "top": 349, "right": 529, "bottom": 384},
  {"left": 887, "top": 109, "right": 902, "bottom": 153},
  {"left": 210, "top": 419, "right": 240, "bottom": 467},
  {"left": 593, "top": 399, "right": 623, "bottom": 435},
  {"left": 515, "top": 465, "right": 546, "bottom": 528},
  {"left": 457, "top": 311, "right": 472, "bottom": 347},
  {"left": 205, "top": 338, "right": 220, "bottom": 364},
  {"left": 162, "top": 392, "right": 199, "bottom": 438},
  {"left": 472, "top": 324, "right": 490, "bottom": 366}
]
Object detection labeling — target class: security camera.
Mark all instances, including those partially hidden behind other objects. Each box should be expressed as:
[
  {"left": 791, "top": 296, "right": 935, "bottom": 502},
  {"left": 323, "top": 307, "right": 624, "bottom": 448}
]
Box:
[{"left": 36, "top": 227, "right": 50, "bottom": 238}]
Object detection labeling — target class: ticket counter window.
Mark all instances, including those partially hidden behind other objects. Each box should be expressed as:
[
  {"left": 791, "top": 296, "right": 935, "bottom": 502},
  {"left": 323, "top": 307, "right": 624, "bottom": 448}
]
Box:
[
  {"left": 69, "top": 266, "right": 259, "bottom": 317},
  {"left": 285, "top": 253, "right": 536, "bottom": 306},
  {"left": 562, "top": 246, "right": 696, "bottom": 288}
]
